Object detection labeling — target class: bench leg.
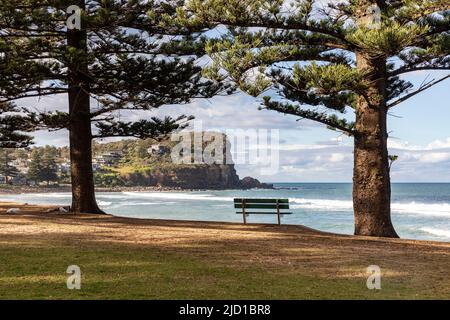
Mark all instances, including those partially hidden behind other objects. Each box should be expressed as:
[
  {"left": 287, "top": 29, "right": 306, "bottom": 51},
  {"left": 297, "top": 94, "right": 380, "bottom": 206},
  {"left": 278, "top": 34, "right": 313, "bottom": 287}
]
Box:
[{"left": 276, "top": 202, "right": 281, "bottom": 225}]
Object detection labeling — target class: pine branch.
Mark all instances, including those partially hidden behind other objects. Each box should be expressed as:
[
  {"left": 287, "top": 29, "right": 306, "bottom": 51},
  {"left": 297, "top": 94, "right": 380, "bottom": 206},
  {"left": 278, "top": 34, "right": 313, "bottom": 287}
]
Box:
[
  {"left": 93, "top": 116, "right": 194, "bottom": 140},
  {"left": 388, "top": 74, "right": 450, "bottom": 108},
  {"left": 0, "top": 102, "right": 35, "bottom": 148},
  {"left": 263, "top": 98, "right": 355, "bottom": 136},
  {"left": 181, "top": 0, "right": 352, "bottom": 48}
]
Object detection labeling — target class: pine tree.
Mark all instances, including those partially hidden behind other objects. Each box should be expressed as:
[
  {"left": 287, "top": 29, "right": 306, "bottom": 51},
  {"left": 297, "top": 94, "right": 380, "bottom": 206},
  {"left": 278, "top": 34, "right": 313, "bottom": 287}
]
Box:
[
  {"left": 0, "top": 1, "right": 225, "bottom": 213},
  {"left": 133, "top": 140, "right": 150, "bottom": 162},
  {"left": 13, "top": 149, "right": 29, "bottom": 162},
  {"left": 41, "top": 147, "right": 59, "bottom": 185},
  {"left": 0, "top": 149, "right": 19, "bottom": 184},
  {"left": 178, "top": 0, "right": 450, "bottom": 237},
  {"left": 27, "top": 147, "right": 59, "bottom": 185},
  {"left": 27, "top": 149, "right": 43, "bottom": 185}
]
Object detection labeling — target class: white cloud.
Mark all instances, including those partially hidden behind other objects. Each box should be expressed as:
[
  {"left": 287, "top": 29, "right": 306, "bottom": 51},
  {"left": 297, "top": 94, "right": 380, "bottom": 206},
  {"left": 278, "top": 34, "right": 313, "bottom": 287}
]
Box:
[
  {"left": 387, "top": 139, "right": 422, "bottom": 151},
  {"left": 330, "top": 153, "right": 346, "bottom": 163},
  {"left": 273, "top": 144, "right": 331, "bottom": 151},
  {"left": 240, "top": 136, "right": 450, "bottom": 182},
  {"left": 426, "top": 138, "right": 450, "bottom": 150},
  {"left": 419, "top": 152, "right": 450, "bottom": 163}
]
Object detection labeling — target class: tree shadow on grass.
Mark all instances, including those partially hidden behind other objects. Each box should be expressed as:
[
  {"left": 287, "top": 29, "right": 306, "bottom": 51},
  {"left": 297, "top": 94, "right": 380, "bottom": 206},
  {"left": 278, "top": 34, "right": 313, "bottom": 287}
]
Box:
[{"left": 2, "top": 210, "right": 450, "bottom": 299}]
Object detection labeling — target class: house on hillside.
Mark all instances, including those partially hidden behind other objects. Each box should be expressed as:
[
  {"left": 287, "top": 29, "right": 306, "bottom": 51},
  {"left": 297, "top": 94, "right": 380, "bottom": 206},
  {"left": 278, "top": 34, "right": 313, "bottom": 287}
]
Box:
[
  {"left": 147, "top": 144, "right": 169, "bottom": 156},
  {"left": 59, "top": 162, "right": 71, "bottom": 174},
  {"left": 11, "top": 174, "right": 27, "bottom": 185},
  {"left": 93, "top": 151, "right": 123, "bottom": 167},
  {"left": 11, "top": 159, "right": 30, "bottom": 174}
]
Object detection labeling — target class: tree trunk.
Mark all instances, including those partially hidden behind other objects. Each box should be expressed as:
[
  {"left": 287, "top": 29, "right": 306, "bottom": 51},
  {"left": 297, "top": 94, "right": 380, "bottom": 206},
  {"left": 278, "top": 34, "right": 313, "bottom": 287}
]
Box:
[
  {"left": 67, "top": 1, "right": 103, "bottom": 214},
  {"left": 353, "top": 52, "right": 398, "bottom": 238}
]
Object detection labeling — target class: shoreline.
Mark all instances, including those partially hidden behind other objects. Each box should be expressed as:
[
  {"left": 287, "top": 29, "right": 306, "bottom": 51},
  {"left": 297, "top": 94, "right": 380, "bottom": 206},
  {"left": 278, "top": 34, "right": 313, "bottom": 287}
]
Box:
[
  {"left": 0, "top": 185, "right": 267, "bottom": 194},
  {"left": 1, "top": 201, "right": 449, "bottom": 245}
]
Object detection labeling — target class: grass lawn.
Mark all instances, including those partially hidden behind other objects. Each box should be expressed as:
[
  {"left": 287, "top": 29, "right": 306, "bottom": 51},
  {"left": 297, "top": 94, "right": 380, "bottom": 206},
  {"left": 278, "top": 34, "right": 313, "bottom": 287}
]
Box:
[
  {"left": 1, "top": 203, "right": 450, "bottom": 299},
  {"left": 1, "top": 242, "right": 426, "bottom": 300}
]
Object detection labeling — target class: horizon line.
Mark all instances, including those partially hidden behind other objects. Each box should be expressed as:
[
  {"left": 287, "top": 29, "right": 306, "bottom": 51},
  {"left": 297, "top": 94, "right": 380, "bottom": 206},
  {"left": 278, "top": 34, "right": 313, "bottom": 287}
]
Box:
[{"left": 265, "top": 181, "right": 450, "bottom": 184}]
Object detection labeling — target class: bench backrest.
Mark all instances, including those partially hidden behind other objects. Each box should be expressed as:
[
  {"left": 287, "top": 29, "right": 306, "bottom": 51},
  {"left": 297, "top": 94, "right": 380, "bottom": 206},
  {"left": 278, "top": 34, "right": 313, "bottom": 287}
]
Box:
[{"left": 234, "top": 198, "right": 290, "bottom": 210}]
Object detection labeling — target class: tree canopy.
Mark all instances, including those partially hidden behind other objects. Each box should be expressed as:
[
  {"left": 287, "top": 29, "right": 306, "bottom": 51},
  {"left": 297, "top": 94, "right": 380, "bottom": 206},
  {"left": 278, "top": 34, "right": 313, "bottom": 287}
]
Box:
[
  {"left": 0, "top": 0, "right": 229, "bottom": 213},
  {"left": 0, "top": 103, "right": 34, "bottom": 148},
  {"left": 0, "top": 0, "right": 227, "bottom": 138},
  {"left": 163, "top": 0, "right": 449, "bottom": 135},
  {"left": 163, "top": 0, "right": 450, "bottom": 237}
]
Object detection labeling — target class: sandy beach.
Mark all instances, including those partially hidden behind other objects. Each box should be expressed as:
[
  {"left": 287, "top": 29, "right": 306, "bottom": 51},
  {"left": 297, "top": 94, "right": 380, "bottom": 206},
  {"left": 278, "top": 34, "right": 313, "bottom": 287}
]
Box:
[{"left": 1, "top": 201, "right": 450, "bottom": 299}]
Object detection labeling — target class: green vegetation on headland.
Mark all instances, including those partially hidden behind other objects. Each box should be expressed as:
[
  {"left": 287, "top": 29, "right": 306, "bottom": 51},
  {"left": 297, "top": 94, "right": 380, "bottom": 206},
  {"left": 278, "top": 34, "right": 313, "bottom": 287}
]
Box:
[
  {"left": 0, "top": 146, "right": 66, "bottom": 186},
  {"left": 0, "top": 136, "right": 271, "bottom": 190}
]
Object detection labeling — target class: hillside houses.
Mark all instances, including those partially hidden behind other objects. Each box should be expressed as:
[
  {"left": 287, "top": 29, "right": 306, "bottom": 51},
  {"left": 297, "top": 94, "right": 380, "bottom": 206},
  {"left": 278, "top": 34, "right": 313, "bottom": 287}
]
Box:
[
  {"left": 93, "top": 151, "right": 123, "bottom": 169},
  {"left": 147, "top": 144, "right": 169, "bottom": 156},
  {"left": 10, "top": 158, "right": 29, "bottom": 174}
]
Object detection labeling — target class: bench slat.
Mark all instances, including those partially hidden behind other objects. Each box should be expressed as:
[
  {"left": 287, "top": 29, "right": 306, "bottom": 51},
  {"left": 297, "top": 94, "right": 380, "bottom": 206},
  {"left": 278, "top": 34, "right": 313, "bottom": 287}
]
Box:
[
  {"left": 234, "top": 198, "right": 292, "bottom": 225},
  {"left": 234, "top": 204, "right": 290, "bottom": 209},
  {"left": 234, "top": 198, "right": 289, "bottom": 204},
  {"left": 236, "top": 212, "right": 293, "bottom": 215}
]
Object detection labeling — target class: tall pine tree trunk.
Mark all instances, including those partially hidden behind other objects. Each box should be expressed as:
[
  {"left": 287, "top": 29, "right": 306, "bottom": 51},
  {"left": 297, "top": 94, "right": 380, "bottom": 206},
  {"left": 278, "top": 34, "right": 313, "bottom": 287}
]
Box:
[
  {"left": 67, "top": 1, "right": 103, "bottom": 214},
  {"left": 353, "top": 52, "right": 398, "bottom": 237}
]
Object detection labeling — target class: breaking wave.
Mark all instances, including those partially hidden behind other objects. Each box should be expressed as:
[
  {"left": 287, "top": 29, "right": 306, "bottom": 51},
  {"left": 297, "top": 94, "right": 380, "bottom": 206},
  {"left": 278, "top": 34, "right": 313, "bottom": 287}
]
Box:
[
  {"left": 122, "top": 192, "right": 233, "bottom": 202},
  {"left": 290, "top": 198, "right": 450, "bottom": 217},
  {"left": 420, "top": 227, "right": 450, "bottom": 238}
]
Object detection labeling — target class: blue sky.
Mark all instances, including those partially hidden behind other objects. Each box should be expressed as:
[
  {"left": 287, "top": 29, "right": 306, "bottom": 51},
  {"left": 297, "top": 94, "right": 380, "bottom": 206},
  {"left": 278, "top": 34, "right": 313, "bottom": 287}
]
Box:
[
  {"left": 25, "top": 69, "right": 450, "bottom": 183},
  {"left": 13, "top": 0, "right": 449, "bottom": 183}
]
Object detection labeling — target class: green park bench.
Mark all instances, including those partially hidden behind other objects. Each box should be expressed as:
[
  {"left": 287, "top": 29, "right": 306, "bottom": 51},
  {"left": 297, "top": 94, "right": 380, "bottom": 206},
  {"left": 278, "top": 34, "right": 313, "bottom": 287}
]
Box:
[{"left": 234, "top": 198, "right": 292, "bottom": 225}]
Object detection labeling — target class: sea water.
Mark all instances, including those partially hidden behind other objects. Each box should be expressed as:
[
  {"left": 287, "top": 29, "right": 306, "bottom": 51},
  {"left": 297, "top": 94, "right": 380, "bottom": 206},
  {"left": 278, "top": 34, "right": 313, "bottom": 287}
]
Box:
[{"left": 2, "top": 183, "right": 450, "bottom": 242}]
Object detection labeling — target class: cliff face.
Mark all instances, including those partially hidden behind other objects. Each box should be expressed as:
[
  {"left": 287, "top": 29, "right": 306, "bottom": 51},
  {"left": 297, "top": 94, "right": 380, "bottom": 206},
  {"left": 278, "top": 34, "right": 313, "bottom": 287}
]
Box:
[
  {"left": 122, "top": 164, "right": 272, "bottom": 190},
  {"left": 94, "top": 132, "right": 273, "bottom": 190},
  {"left": 123, "top": 164, "right": 238, "bottom": 189}
]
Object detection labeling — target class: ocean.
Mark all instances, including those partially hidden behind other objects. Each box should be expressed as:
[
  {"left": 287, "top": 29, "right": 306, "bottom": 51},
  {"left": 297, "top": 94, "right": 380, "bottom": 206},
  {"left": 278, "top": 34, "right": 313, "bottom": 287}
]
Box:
[{"left": 1, "top": 183, "right": 450, "bottom": 242}]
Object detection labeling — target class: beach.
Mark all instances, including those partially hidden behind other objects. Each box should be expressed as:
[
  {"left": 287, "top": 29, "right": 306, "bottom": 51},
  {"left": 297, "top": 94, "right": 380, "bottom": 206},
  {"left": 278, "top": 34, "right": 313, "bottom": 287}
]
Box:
[
  {"left": 1, "top": 202, "right": 450, "bottom": 299},
  {"left": 0, "top": 185, "right": 190, "bottom": 194}
]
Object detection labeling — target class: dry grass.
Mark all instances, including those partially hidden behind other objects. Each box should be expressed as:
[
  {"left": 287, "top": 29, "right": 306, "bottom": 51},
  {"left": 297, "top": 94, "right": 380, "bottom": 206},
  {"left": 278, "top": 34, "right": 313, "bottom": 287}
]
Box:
[{"left": 1, "top": 202, "right": 450, "bottom": 299}]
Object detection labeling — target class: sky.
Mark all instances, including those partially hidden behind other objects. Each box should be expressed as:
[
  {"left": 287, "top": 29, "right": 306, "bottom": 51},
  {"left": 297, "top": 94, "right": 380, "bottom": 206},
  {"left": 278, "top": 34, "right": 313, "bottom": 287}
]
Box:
[
  {"left": 21, "top": 69, "right": 450, "bottom": 183},
  {"left": 14, "top": 0, "right": 449, "bottom": 183}
]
